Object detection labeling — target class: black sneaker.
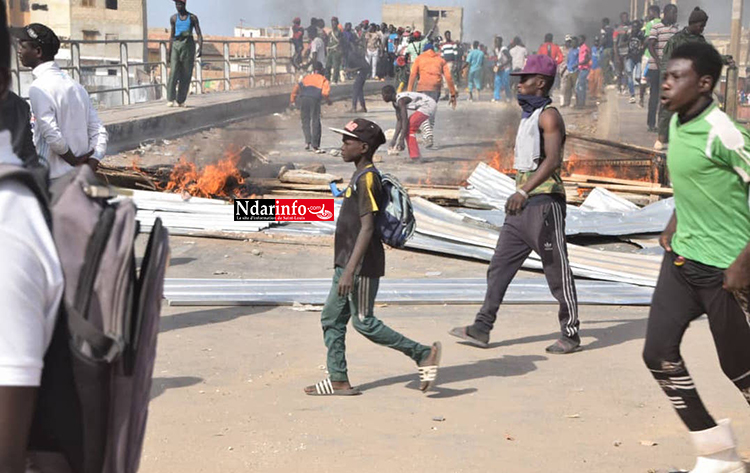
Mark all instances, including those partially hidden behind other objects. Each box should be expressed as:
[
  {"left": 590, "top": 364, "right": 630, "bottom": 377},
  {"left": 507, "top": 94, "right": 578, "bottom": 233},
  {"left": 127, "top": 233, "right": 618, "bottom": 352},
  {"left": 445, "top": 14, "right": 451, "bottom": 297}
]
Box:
[{"left": 448, "top": 326, "right": 490, "bottom": 348}]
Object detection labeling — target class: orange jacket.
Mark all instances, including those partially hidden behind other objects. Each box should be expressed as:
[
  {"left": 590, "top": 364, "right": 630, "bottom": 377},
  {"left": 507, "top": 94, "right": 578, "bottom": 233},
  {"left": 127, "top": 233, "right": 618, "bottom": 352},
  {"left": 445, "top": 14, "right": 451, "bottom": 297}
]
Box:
[
  {"left": 537, "top": 42, "right": 565, "bottom": 65},
  {"left": 290, "top": 73, "right": 331, "bottom": 103},
  {"left": 407, "top": 50, "right": 456, "bottom": 96}
]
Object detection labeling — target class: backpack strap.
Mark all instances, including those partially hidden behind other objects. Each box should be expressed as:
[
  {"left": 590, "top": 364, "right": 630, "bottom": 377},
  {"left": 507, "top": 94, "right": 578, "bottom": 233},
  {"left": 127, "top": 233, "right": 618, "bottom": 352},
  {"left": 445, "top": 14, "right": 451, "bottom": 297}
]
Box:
[{"left": 351, "top": 166, "right": 381, "bottom": 193}]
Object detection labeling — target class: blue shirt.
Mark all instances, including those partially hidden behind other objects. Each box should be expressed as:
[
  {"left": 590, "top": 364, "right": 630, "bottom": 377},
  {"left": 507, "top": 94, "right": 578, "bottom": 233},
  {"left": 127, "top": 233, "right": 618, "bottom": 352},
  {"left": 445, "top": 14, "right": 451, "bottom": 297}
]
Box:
[
  {"left": 388, "top": 33, "right": 398, "bottom": 53},
  {"left": 467, "top": 49, "right": 485, "bottom": 73},
  {"left": 175, "top": 14, "right": 192, "bottom": 38},
  {"left": 591, "top": 46, "right": 601, "bottom": 69},
  {"left": 567, "top": 47, "right": 579, "bottom": 72}
]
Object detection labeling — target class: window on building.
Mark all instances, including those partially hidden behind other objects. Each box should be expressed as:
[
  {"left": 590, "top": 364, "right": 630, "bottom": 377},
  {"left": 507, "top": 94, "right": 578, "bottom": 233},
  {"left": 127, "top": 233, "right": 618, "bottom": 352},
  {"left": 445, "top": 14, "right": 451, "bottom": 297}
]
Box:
[
  {"left": 82, "top": 30, "right": 99, "bottom": 41},
  {"left": 81, "top": 0, "right": 95, "bottom": 7},
  {"left": 20, "top": 0, "right": 29, "bottom": 12},
  {"left": 108, "top": 69, "right": 117, "bottom": 76},
  {"left": 105, "top": 0, "right": 117, "bottom": 10}
]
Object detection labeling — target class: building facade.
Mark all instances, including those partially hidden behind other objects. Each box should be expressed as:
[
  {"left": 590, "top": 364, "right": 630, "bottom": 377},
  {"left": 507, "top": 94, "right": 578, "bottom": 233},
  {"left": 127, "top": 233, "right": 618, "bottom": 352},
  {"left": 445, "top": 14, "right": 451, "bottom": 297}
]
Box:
[{"left": 382, "top": 4, "right": 464, "bottom": 41}]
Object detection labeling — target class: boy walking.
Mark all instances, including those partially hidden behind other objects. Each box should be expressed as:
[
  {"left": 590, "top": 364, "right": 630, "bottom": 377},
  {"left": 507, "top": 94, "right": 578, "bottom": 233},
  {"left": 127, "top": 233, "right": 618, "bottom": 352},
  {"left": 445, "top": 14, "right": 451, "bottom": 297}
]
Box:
[
  {"left": 290, "top": 61, "right": 331, "bottom": 153},
  {"left": 449, "top": 55, "right": 581, "bottom": 354},
  {"left": 304, "top": 119, "right": 441, "bottom": 396},
  {"left": 643, "top": 42, "right": 750, "bottom": 473}
]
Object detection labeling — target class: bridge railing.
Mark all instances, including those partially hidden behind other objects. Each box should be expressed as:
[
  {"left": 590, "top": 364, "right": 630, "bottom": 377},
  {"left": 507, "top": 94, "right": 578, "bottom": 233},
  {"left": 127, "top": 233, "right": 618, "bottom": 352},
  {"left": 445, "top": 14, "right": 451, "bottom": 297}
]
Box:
[{"left": 10, "top": 37, "right": 296, "bottom": 107}]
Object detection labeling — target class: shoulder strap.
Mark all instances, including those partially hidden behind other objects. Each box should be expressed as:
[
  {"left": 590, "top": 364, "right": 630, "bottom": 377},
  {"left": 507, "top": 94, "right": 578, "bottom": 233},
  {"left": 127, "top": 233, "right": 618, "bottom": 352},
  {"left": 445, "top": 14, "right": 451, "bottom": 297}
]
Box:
[{"left": 351, "top": 166, "right": 381, "bottom": 192}]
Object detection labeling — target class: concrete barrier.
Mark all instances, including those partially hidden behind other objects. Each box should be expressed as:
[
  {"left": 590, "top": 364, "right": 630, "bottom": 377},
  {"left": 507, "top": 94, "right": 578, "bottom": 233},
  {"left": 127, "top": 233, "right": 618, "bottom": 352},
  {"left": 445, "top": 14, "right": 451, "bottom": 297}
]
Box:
[{"left": 102, "top": 81, "right": 386, "bottom": 154}]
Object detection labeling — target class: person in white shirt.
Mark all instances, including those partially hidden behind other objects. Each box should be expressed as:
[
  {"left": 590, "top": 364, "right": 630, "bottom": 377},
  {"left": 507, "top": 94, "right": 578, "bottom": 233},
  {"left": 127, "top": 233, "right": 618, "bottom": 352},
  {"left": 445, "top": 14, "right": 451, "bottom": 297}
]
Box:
[
  {"left": 308, "top": 29, "right": 326, "bottom": 73},
  {"left": 14, "top": 23, "right": 108, "bottom": 181},
  {"left": 0, "top": 12, "right": 64, "bottom": 472},
  {"left": 509, "top": 37, "right": 529, "bottom": 99}
]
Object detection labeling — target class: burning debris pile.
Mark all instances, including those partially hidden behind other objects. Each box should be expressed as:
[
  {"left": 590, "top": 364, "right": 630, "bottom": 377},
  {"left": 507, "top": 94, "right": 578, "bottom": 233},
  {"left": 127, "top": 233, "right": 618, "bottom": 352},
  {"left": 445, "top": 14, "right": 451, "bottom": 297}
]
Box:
[{"left": 163, "top": 157, "right": 246, "bottom": 199}]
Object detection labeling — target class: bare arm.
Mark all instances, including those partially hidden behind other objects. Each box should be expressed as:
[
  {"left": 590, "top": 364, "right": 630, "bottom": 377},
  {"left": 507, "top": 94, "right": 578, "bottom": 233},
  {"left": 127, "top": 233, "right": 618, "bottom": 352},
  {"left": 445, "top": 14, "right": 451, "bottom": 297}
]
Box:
[
  {"left": 168, "top": 15, "right": 176, "bottom": 62},
  {"left": 338, "top": 212, "right": 376, "bottom": 296},
  {"left": 725, "top": 241, "right": 750, "bottom": 291},
  {"left": 397, "top": 98, "right": 411, "bottom": 149},
  {"left": 192, "top": 15, "right": 203, "bottom": 57},
  {"left": 660, "top": 211, "right": 677, "bottom": 251},
  {"left": 647, "top": 37, "right": 659, "bottom": 69},
  {"left": 0, "top": 387, "right": 37, "bottom": 473}
]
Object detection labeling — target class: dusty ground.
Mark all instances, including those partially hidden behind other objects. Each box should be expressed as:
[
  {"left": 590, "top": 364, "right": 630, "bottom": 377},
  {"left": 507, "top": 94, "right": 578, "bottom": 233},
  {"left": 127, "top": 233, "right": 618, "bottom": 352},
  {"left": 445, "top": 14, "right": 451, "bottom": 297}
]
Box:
[{"left": 108, "top": 91, "right": 748, "bottom": 473}]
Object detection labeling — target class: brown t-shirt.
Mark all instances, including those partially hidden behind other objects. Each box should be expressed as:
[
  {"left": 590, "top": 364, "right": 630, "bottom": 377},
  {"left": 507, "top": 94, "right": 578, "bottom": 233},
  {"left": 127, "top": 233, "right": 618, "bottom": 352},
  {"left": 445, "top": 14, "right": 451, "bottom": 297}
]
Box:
[{"left": 334, "top": 166, "right": 385, "bottom": 278}]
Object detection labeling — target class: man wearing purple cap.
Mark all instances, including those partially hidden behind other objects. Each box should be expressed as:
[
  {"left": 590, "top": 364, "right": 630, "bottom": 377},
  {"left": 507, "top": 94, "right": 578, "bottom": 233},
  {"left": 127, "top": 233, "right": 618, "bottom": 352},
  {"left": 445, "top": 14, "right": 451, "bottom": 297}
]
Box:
[{"left": 450, "top": 54, "right": 581, "bottom": 355}]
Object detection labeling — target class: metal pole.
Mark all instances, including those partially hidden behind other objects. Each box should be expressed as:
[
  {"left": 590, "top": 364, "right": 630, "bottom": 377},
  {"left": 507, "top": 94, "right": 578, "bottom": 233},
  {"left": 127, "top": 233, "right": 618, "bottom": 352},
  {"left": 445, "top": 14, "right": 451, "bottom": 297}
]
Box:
[
  {"left": 726, "top": 0, "right": 743, "bottom": 119},
  {"left": 120, "top": 42, "right": 130, "bottom": 105},
  {"left": 250, "top": 41, "right": 256, "bottom": 88},
  {"left": 72, "top": 42, "right": 81, "bottom": 83},
  {"left": 160, "top": 42, "right": 168, "bottom": 99},
  {"left": 224, "top": 42, "right": 230, "bottom": 91},
  {"left": 272, "top": 41, "right": 277, "bottom": 86}
]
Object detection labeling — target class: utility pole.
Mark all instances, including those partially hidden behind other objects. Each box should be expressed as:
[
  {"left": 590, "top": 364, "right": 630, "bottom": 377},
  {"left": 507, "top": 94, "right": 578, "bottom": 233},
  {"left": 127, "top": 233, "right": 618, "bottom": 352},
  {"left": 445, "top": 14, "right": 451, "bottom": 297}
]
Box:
[{"left": 726, "top": 0, "right": 743, "bottom": 119}]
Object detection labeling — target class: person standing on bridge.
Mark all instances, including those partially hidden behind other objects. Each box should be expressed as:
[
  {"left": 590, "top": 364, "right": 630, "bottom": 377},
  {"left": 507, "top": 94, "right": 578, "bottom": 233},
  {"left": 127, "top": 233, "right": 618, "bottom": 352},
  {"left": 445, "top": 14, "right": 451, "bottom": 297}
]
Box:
[
  {"left": 290, "top": 61, "right": 331, "bottom": 153},
  {"left": 643, "top": 43, "right": 750, "bottom": 473},
  {"left": 450, "top": 55, "right": 581, "bottom": 355},
  {"left": 14, "top": 23, "right": 108, "bottom": 181},
  {"left": 167, "top": 0, "right": 203, "bottom": 108}
]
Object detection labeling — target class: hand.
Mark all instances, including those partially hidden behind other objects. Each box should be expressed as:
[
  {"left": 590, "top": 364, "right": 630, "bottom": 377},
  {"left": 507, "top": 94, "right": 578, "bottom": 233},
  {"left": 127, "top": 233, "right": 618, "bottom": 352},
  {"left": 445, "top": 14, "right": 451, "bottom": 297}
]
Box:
[
  {"left": 724, "top": 256, "right": 750, "bottom": 292},
  {"left": 505, "top": 192, "right": 528, "bottom": 216},
  {"left": 659, "top": 229, "right": 675, "bottom": 252},
  {"left": 449, "top": 94, "right": 457, "bottom": 109},
  {"left": 396, "top": 140, "right": 405, "bottom": 151},
  {"left": 338, "top": 270, "right": 355, "bottom": 297},
  {"left": 87, "top": 158, "right": 100, "bottom": 172}
]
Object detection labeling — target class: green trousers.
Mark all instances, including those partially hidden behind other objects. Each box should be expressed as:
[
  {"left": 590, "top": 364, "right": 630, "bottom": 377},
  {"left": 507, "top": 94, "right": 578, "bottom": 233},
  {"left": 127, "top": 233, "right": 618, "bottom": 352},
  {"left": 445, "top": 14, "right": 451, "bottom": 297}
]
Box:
[
  {"left": 321, "top": 267, "right": 431, "bottom": 382},
  {"left": 167, "top": 36, "right": 196, "bottom": 104},
  {"left": 326, "top": 50, "right": 342, "bottom": 83}
]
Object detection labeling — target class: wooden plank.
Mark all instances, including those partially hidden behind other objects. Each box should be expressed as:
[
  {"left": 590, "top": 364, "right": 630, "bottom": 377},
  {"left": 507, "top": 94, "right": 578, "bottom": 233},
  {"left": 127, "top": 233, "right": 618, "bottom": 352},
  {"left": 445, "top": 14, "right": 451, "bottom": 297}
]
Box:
[
  {"left": 564, "top": 173, "right": 665, "bottom": 188},
  {"left": 577, "top": 183, "right": 674, "bottom": 196},
  {"left": 278, "top": 169, "right": 344, "bottom": 184}
]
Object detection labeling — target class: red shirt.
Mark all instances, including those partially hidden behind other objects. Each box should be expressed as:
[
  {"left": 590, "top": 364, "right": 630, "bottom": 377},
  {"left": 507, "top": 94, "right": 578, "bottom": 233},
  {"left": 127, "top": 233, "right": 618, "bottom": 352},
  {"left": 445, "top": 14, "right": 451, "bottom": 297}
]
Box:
[
  {"left": 537, "top": 42, "right": 564, "bottom": 65},
  {"left": 578, "top": 44, "right": 591, "bottom": 70}
]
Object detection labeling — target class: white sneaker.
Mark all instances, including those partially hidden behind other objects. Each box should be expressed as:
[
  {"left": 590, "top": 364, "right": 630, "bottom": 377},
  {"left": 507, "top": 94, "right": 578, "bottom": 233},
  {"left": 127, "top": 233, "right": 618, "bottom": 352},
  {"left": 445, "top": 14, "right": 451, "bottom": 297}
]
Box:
[
  {"left": 629, "top": 96, "right": 637, "bottom": 104},
  {"left": 687, "top": 420, "right": 747, "bottom": 473},
  {"left": 167, "top": 101, "right": 175, "bottom": 107},
  {"left": 654, "top": 140, "right": 665, "bottom": 151}
]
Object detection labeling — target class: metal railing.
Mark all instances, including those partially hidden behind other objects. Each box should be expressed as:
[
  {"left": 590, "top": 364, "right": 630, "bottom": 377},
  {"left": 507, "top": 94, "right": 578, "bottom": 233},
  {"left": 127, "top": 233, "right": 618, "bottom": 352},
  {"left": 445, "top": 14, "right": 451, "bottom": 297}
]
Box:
[{"left": 10, "top": 38, "right": 295, "bottom": 107}]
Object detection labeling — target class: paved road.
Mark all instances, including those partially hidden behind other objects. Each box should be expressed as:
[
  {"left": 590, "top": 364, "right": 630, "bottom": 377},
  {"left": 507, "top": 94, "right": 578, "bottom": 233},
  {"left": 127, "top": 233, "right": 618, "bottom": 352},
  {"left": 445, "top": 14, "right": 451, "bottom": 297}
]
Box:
[{"left": 123, "top": 94, "right": 750, "bottom": 473}]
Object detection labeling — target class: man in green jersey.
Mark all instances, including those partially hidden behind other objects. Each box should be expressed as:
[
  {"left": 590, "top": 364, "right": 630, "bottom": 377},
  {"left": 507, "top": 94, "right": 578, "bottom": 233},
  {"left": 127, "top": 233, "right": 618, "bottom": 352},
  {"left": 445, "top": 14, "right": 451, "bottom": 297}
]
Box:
[{"left": 643, "top": 43, "right": 750, "bottom": 473}]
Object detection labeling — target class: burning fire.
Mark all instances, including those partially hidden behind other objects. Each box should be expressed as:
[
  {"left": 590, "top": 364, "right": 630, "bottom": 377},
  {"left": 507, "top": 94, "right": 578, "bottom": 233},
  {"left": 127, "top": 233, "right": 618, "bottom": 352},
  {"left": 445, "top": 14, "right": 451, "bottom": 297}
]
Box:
[
  {"left": 483, "top": 141, "right": 515, "bottom": 174},
  {"left": 563, "top": 153, "right": 651, "bottom": 183},
  {"left": 163, "top": 153, "right": 247, "bottom": 199}
]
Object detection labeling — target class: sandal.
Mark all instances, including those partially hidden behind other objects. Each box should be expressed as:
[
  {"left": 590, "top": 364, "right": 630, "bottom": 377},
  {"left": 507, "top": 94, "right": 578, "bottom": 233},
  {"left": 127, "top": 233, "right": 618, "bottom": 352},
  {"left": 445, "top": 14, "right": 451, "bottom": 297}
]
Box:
[
  {"left": 418, "top": 342, "right": 442, "bottom": 392},
  {"left": 304, "top": 378, "right": 362, "bottom": 396},
  {"left": 448, "top": 326, "right": 489, "bottom": 348},
  {"left": 545, "top": 336, "right": 581, "bottom": 355}
]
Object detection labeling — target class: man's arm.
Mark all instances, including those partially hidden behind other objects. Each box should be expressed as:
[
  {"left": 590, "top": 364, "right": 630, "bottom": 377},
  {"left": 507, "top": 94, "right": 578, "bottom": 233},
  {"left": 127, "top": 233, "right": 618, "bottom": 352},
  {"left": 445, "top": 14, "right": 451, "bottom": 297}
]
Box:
[
  {"left": 395, "top": 98, "right": 411, "bottom": 149},
  {"left": 290, "top": 82, "right": 300, "bottom": 105},
  {"left": 168, "top": 15, "right": 176, "bottom": 62},
  {"left": 87, "top": 102, "right": 108, "bottom": 170},
  {"left": 506, "top": 108, "right": 564, "bottom": 215},
  {"left": 390, "top": 106, "right": 403, "bottom": 148},
  {"left": 338, "top": 211, "right": 376, "bottom": 296},
  {"left": 725, "top": 242, "right": 750, "bottom": 291},
  {"left": 322, "top": 78, "right": 332, "bottom": 105},
  {"left": 193, "top": 14, "right": 203, "bottom": 57},
  {"left": 647, "top": 34, "right": 659, "bottom": 69},
  {"left": 0, "top": 387, "right": 36, "bottom": 473},
  {"left": 442, "top": 61, "right": 457, "bottom": 107},
  {"left": 660, "top": 211, "right": 677, "bottom": 251}
]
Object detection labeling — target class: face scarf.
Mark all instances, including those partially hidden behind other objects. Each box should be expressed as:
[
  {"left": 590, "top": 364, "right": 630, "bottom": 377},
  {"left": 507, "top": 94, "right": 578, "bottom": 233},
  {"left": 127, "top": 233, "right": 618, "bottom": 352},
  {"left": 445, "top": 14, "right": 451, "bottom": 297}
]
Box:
[{"left": 517, "top": 94, "right": 552, "bottom": 118}]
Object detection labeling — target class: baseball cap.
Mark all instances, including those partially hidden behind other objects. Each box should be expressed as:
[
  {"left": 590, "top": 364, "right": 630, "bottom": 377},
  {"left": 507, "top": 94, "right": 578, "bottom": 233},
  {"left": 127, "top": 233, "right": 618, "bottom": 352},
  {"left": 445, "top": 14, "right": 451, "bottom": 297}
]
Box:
[
  {"left": 11, "top": 23, "right": 60, "bottom": 56},
  {"left": 330, "top": 119, "right": 386, "bottom": 150},
  {"left": 510, "top": 54, "right": 557, "bottom": 77}
]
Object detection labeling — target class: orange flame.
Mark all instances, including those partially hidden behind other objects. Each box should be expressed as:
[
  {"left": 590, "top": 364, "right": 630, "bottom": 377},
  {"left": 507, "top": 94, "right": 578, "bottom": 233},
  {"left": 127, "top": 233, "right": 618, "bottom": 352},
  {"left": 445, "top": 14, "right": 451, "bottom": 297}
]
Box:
[
  {"left": 563, "top": 153, "right": 651, "bottom": 183},
  {"left": 163, "top": 151, "right": 247, "bottom": 198}
]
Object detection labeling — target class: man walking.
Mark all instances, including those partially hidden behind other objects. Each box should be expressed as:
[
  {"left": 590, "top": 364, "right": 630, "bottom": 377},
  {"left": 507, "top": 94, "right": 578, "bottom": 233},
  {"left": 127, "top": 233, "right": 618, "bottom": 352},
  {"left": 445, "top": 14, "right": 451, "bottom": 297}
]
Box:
[
  {"left": 167, "top": 0, "right": 203, "bottom": 107},
  {"left": 599, "top": 18, "right": 615, "bottom": 85},
  {"left": 493, "top": 36, "right": 512, "bottom": 103},
  {"left": 346, "top": 47, "right": 370, "bottom": 113},
  {"left": 449, "top": 55, "right": 580, "bottom": 354},
  {"left": 562, "top": 36, "right": 579, "bottom": 107},
  {"left": 15, "top": 23, "right": 108, "bottom": 181},
  {"left": 382, "top": 85, "right": 437, "bottom": 161},
  {"left": 466, "top": 41, "right": 485, "bottom": 101},
  {"left": 643, "top": 42, "right": 750, "bottom": 473},
  {"left": 647, "top": 3, "right": 678, "bottom": 146},
  {"left": 441, "top": 31, "right": 460, "bottom": 89},
  {"left": 291, "top": 61, "right": 331, "bottom": 153}
]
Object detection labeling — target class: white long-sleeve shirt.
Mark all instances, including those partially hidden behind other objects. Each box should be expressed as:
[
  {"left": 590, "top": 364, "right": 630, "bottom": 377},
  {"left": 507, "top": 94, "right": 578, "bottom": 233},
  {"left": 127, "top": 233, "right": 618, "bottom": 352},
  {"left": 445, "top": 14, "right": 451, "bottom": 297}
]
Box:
[{"left": 28, "top": 61, "right": 109, "bottom": 179}]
